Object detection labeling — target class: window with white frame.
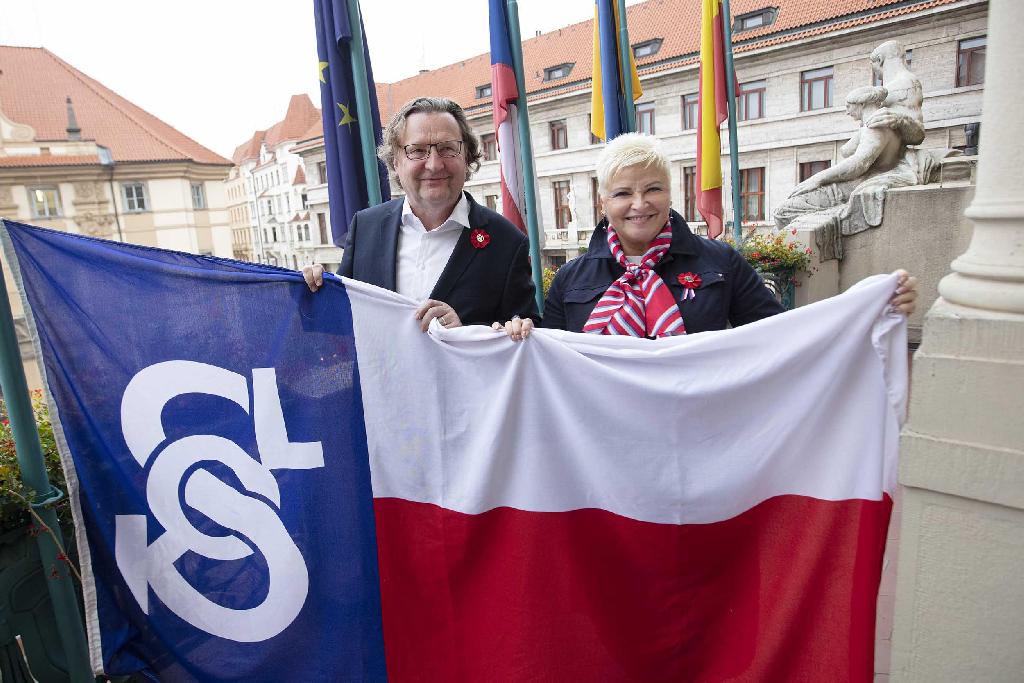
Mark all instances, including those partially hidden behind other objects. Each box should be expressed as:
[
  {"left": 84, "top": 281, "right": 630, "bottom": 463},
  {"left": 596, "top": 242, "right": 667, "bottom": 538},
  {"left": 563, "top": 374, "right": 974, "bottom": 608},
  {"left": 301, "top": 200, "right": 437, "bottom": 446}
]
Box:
[
  {"left": 122, "top": 183, "right": 148, "bottom": 212},
  {"left": 734, "top": 7, "right": 778, "bottom": 33},
  {"left": 543, "top": 63, "right": 574, "bottom": 81},
  {"left": 632, "top": 39, "right": 662, "bottom": 59},
  {"left": 190, "top": 183, "right": 206, "bottom": 209},
  {"left": 29, "top": 187, "right": 62, "bottom": 218}
]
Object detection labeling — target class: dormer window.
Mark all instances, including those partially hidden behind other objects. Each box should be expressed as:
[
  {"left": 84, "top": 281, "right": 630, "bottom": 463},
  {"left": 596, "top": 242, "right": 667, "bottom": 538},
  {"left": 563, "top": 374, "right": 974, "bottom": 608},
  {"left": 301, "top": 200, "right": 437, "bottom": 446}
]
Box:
[
  {"left": 476, "top": 84, "right": 492, "bottom": 99},
  {"left": 632, "top": 38, "right": 663, "bottom": 59},
  {"left": 734, "top": 7, "right": 778, "bottom": 33},
  {"left": 543, "top": 63, "right": 574, "bottom": 81}
]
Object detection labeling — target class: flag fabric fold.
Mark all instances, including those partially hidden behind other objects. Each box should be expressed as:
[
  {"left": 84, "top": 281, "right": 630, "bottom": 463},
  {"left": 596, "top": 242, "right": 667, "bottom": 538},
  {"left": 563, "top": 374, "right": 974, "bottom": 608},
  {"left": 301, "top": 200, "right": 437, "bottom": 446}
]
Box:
[
  {"left": 697, "top": 0, "right": 730, "bottom": 238},
  {"left": 591, "top": 0, "right": 643, "bottom": 142},
  {"left": 488, "top": 0, "right": 527, "bottom": 233},
  {"left": 313, "top": 0, "right": 390, "bottom": 247},
  {"left": 3, "top": 218, "right": 905, "bottom": 681}
]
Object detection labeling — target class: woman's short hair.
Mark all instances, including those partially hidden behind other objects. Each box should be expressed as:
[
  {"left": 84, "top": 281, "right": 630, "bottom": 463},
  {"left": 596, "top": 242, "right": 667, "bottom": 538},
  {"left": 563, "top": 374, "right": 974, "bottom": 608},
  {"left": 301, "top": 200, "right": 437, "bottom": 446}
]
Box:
[
  {"left": 595, "top": 133, "right": 671, "bottom": 195},
  {"left": 377, "top": 97, "right": 482, "bottom": 187}
]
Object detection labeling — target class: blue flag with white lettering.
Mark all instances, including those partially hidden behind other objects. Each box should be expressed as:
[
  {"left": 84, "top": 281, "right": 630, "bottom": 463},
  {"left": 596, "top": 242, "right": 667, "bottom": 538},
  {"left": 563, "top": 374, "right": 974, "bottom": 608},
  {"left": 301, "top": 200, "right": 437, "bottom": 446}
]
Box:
[
  {"left": 1, "top": 220, "right": 387, "bottom": 680},
  {"left": 314, "top": 0, "right": 390, "bottom": 247}
]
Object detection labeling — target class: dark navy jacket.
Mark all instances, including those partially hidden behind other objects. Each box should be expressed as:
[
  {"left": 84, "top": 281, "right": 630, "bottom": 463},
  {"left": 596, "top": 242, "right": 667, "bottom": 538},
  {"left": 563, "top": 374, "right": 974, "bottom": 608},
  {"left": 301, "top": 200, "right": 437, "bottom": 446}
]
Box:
[
  {"left": 542, "top": 210, "right": 784, "bottom": 334},
  {"left": 339, "top": 192, "right": 539, "bottom": 325}
]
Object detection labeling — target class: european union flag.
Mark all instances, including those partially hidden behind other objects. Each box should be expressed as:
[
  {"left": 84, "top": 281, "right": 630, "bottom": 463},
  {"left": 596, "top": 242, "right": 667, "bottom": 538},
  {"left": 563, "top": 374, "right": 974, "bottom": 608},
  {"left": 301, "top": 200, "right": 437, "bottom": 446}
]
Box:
[
  {"left": 590, "top": 0, "right": 643, "bottom": 141},
  {"left": 314, "top": 0, "right": 390, "bottom": 247}
]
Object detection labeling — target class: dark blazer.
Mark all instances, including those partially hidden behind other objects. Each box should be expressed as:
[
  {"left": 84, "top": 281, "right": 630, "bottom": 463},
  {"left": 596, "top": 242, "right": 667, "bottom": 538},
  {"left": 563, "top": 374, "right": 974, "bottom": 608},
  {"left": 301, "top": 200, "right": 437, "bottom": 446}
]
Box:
[
  {"left": 542, "top": 210, "right": 785, "bottom": 334},
  {"left": 338, "top": 192, "right": 539, "bottom": 325}
]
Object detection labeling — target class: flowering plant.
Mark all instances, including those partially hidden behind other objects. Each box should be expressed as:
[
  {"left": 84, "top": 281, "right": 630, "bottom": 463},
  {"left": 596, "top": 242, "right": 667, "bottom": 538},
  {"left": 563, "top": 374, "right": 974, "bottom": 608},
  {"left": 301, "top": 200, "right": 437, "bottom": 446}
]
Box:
[
  {"left": 724, "top": 230, "right": 812, "bottom": 273},
  {"left": 542, "top": 266, "right": 558, "bottom": 296},
  {"left": 1, "top": 390, "right": 71, "bottom": 534}
]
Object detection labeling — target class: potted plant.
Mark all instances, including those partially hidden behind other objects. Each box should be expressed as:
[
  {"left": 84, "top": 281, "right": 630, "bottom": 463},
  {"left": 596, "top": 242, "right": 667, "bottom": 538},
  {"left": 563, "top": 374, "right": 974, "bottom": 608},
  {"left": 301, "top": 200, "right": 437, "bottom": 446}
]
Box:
[
  {"left": 726, "top": 230, "right": 813, "bottom": 310},
  {"left": 0, "top": 390, "right": 80, "bottom": 682}
]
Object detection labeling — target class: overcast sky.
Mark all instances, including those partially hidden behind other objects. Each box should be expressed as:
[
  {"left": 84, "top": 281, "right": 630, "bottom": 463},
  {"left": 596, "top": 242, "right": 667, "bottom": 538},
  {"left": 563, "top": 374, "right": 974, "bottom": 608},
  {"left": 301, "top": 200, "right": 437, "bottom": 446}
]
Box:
[{"left": 0, "top": 0, "right": 640, "bottom": 159}]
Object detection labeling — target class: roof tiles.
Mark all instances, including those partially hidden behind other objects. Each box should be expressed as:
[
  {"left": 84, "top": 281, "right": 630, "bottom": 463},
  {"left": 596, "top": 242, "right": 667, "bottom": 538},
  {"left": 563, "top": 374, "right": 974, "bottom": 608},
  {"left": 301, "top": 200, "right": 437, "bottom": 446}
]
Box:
[
  {"left": 0, "top": 154, "right": 101, "bottom": 168},
  {"left": 0, "top": 46, "right": 230, "bottom": 165},
  {"left": 372, "top": 0, "right": 963, "bottom": 121},
  {"left": 232, "top": 95, "right": 321, "bottom": 165}
]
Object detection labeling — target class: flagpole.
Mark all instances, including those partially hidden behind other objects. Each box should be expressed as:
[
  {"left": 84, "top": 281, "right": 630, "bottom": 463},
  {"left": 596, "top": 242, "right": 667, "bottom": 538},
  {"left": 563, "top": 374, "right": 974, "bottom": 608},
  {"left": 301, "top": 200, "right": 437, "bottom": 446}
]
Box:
[
  {"left": 720, "top": 0, "right": 743, "bottom": 243},
  {"left": 345, "top": 0, "right": 383, "bottom": 206},
  {"left": 615, "top": 0, "right": 636, "bottom": 131},
  {"left": 505, "top": 0, "right": 545, "bottom": 314},
  {"left": 0, "top": 234, "right": 92, "bottom": 682}
]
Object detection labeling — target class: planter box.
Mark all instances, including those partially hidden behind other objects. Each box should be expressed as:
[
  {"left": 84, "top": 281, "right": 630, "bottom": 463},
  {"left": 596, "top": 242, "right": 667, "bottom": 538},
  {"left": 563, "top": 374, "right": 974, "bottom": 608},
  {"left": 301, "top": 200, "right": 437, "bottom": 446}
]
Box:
[
  {"left": 757, "top": 267, "right": 797, "bottom": 310},
  {"left": 0, "top": 524, "right": 72, "bottom": 682}
]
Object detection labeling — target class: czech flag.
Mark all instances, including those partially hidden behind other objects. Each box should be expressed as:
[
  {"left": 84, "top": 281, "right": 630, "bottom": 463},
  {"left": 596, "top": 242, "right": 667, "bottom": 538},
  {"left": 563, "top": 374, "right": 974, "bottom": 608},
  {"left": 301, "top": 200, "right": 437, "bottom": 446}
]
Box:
[{"left": 488, "top": 0, "right": 527, "bottom": 233}]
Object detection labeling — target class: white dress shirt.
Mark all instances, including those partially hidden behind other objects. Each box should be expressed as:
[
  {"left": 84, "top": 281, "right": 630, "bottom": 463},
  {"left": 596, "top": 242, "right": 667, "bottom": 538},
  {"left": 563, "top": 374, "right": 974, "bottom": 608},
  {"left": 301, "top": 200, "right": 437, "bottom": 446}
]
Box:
[{"left": 395, "top": 195, "right": 469, "bottom": 301}]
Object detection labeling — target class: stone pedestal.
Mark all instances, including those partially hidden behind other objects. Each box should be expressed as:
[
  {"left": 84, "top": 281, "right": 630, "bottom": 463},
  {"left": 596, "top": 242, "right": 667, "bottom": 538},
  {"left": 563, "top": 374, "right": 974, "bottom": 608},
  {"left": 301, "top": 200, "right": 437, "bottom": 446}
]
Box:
[
  {"left": 791, "top": 183, "right": 974, "bottom": 345},
  {"left": 892, "top": 302, "right": 1024, "bottom": 680},
  {"left": 890, "top": 0, "right": 1024, "bottom": 679}
]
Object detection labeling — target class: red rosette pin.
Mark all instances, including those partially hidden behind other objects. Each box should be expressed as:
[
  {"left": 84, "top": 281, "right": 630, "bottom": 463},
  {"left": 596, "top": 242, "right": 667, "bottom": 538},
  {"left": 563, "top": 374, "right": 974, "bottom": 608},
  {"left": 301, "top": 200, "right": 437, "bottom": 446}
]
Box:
[
  {"left": 469, "top": 228, "right": 491, "bottom": 249},
  {"left": 677, "top": 272, "right": 702, "bottom": 300}
]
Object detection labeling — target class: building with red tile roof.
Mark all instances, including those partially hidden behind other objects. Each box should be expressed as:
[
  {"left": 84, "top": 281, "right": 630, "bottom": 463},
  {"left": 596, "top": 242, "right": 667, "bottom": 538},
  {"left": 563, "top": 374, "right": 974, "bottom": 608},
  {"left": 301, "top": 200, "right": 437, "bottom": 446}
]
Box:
[
  {"left": 298, "top": 0, "right": 985, "bottom": 296},
  {"left": 226, "top": 95, "right": 318, "bottom": 266},
  {"left": 370, "top": 0, "right": 969, "bottom": 123},
  {"left": 292, "top": 6, "right": 986, "bottom": 676},
  {"left": 0, "top": 46, "right": 229, "bottom": 167},
  {"left": 0, "top": 45, "right": 235, "bottom": 389}
]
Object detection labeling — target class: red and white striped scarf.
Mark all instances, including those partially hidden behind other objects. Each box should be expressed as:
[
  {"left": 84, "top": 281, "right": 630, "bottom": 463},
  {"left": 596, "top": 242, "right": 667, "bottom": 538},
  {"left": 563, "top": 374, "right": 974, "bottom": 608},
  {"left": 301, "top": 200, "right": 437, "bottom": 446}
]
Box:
[{"left": 582, "top": 224, "right": 686, "bottom": 338}]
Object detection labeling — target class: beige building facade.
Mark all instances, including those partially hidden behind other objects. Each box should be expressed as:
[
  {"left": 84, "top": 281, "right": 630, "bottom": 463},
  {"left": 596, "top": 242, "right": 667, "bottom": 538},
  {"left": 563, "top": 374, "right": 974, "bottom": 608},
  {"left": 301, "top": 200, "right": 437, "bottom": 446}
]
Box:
[
  {"left": 460, "top": 0, "right": 987, "bottom": 266},
  {"left": 294, "top": 0, "right": 986, "bottom": 271},
  {"left": 0, "top": 46, "right": 234, "bottom": 390}
]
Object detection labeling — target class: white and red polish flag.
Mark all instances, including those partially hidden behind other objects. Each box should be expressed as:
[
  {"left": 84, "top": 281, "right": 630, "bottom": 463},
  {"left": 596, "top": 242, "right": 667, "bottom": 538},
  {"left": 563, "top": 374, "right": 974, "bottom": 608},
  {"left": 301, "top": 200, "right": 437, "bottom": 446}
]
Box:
[
  {"left": 8, "top": 215, "right": 904, "bottom": 680},
  {"left": 488, "top": 0, "right": 527, "bottom": 232},
  {"left": 350, "top": 273, "right": 906, "bottom": 681}
]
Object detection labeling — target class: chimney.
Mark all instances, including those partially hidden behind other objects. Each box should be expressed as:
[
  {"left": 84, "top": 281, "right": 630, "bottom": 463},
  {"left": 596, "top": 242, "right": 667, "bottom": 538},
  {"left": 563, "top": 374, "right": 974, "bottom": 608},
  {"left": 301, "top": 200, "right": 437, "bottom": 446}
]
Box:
[
  {"left": 535, "top": 30, "right": 542, "bottom": 37},
  {"left": 66, "top": 96, "right": 81, "bottom": 140}
]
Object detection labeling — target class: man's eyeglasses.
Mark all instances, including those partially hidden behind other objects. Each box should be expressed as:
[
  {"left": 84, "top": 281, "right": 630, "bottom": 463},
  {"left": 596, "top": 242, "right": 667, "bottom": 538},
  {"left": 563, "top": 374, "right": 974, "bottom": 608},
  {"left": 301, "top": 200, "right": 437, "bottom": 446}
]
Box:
[{"left": 403, "top": 140, "right": 463, "bottom": 161}]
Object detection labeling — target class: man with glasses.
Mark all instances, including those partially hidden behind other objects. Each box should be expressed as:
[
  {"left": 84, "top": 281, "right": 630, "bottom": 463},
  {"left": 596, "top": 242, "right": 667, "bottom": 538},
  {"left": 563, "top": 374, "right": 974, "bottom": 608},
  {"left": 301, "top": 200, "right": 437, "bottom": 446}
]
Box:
[{"left": 304, "top": 97, "right": 538, "bottom": 331}]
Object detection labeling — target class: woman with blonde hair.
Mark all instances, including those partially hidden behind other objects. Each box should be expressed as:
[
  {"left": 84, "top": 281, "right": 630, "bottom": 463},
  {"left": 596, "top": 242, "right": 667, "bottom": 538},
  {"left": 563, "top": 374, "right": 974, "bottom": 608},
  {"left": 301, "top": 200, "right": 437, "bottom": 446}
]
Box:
[{"left": 497, "top": 133, "right": 917, "bottom": 339}]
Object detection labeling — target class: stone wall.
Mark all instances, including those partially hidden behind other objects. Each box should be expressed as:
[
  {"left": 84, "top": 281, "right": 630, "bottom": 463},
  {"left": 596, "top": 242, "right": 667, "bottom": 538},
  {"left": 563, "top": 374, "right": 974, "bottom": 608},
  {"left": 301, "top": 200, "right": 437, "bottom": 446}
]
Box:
[
  {"left": 794, "top": 182, "right": 974, "bottom": 343},
  {"left": 840, "top": 183, "right": 974, "bottom": 340}
]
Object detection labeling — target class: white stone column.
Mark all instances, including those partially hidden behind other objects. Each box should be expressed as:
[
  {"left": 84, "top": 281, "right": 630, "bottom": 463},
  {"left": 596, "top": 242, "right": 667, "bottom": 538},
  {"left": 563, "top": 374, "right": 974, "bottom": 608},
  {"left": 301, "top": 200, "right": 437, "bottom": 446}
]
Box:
[
  {"left": 937, "top": 0, "right": 1024, "bottom": 313},
  {"left": 891, "top": 1, "right": 1024, "bottom": 680}
]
